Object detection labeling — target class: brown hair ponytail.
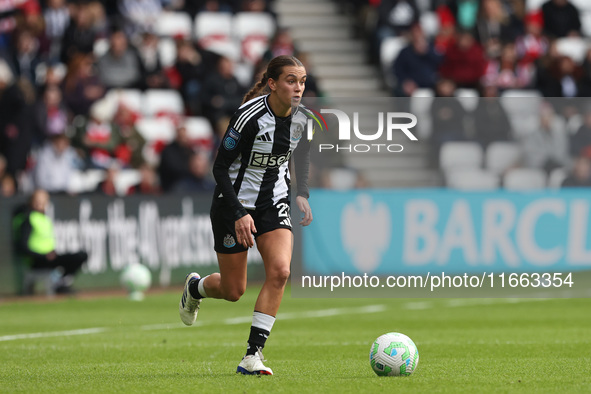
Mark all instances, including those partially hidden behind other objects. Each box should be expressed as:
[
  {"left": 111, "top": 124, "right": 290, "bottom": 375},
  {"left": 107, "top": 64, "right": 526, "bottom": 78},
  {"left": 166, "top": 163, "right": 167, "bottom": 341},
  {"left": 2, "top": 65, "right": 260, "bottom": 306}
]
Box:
[{"left": 242, "top": 55, "right": 303, "bottom": 104}]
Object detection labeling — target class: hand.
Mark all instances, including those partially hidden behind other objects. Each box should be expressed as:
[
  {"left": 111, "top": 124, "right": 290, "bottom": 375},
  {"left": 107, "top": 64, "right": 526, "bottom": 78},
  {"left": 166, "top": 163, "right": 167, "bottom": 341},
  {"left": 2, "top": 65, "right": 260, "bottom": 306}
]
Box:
[
  {"left": 235, "top": 214, "right": 257, "bottom": 248},
  {"left": 296, "top": 196, "right": 313, "bottom": 226},
  {"left": 46, "top": 251, "right": 57, "bottom": 261}
]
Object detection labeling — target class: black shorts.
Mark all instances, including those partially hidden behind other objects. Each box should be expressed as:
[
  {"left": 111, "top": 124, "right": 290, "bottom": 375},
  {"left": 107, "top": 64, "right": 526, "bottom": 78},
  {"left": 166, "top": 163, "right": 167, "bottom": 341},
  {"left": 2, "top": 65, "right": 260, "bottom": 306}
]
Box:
[{"left": 211, "top": 197, "right": 292, "bottom": 254}]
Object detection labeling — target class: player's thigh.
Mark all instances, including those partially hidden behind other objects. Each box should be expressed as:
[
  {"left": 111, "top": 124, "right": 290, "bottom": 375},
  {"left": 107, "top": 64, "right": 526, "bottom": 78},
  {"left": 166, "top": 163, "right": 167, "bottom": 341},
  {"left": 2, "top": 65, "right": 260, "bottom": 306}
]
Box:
[
  {"left": 256, "top": 228, "right": 293, "bottom": 275},
  {"left": 217, "top": 251, "right": 248, "bottom": 291}
]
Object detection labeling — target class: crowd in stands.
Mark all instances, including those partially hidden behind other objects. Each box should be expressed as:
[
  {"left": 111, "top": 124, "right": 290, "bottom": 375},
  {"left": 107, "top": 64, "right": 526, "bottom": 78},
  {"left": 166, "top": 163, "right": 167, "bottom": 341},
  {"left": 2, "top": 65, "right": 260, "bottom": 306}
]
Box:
[
  {"left": 345, "top": 0, "right": 591, "bottom": 188},
  {"left": 0, "top": 0, "right": 322, "bottom": 197}
]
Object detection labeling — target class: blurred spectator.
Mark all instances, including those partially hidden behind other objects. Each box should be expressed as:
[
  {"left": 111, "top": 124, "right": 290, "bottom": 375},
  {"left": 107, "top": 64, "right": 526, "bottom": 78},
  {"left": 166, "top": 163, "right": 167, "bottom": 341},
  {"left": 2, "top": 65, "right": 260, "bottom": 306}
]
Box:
[
  {"left": 522, "top": 103, "right": 569, "bottom": 172},
  {"left": 112, "top": 103, "right": 145, "bottom": 168},
  {"left": 299, "top": 52, "right": 321, "bottom": 97},
  {"left": 375, "top": 0, "right": 420, "bottom": 41},
  {"left": 16, "top": 189, "right": 87, "bottom": 293},
  {"left": 239, "top": 0, "right": 269, "bottom": 12},
  {"left": 11, "top": 28, "right": 42, "bottom": 86},
  {"left": 482, "top": 43, "right": 534, "bottom": 91},
  {"left": 60, "top": 2, "right": 99, "bottom": 65},
  {"left": 578, "top": 50, "right": 591, "bottom": 97},
  {"left": 537, "top": 55, "right": 582, "bottom": 98},
  {"left": 97, "top": 28, "right": 143, "bottom": 89},
  {"left": 570, "top": 106, "right": 591, "bottom": 156},
  {"left": 118, "top": 0, "right": 162, "bottom": 38},
  {"left": 128, "top": 163, "right": 161, "bottom": 194},
  {"left": 515, "top": 11, "right": 548, "bottom": 66},
  {"left": 72, "top": 99, "right": 121, "bottom": 169},
  {"left": 94, "top": 164, "right": 120, "bottom": 195},
  {"left": 137, "top": 32, "right": 169, "bottom": 89},
  {"left": 33, "top": 84, "right": 68, "bottom": 144},
  {"left": 0, "top": 59, "right": 32, "bottom": 181},
  {"left": 1, "top": 173, "right": 16, "bottom": 197},
  {"left": 33, "top": 133, "right": 82, "bottom": 193},
  {"left": 172, "top": 39, "right": 209, "bottom": 115},
  {"left": 472, "top": 84, "right": 512, "bottom": 150},
  {"left": 429, "top": 78, "right": 468, "bottom": 162},
  {"left": 62, "top": 54, "right": 105, "bottom": 116},
  {"left": 263, "top": 28, "right": 297, "bottom": 62},
  {"left": 476, "top": 0, "right": 523, "bottom": 59},
  {"left": 562, "top": 154, "right": 591, "bottom": 187},
  {"left": 433, "top": 5, "right": 456, "bottom": 54},
  {"left": 541, "top": 0, "right": 581, "bottom": 38},
  {"left": 446, "top": 0, "right": 479, "bottom": 31},
  {"left": 158, "top": 125, "right": 194, "bottom": 192},
  {"left": 170, "top": 151, "right": 216, "bottom": 193},
  {"left": 183, "top": 0, "right": 234, "bottom": 18},
  {"left": 392, "top": 25, "right": 443, "bottom": 97},
  {"left": 43, "top": 0, "right": 70, "bottom": 62},
  {"left": 439, "top": 30, "right": 487, "bottom": 89},
  {"left": 201, "top": 56, "right": 245, "bottom": 124}
]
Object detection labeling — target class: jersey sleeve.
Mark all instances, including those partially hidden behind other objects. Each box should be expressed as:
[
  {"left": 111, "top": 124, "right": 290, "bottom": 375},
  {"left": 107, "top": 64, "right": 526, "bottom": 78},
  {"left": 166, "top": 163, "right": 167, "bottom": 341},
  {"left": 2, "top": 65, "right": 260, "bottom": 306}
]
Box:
[
  {"left": 212, "top": 114, "right": 258, "bottom": 221},
  {"left": 293, "top": 127, "right": 311, "bottom": 199}
]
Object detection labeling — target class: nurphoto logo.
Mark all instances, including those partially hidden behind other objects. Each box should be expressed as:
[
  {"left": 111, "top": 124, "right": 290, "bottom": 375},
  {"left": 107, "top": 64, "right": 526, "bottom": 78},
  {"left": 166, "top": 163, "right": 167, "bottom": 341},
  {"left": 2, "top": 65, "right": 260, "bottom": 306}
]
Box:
[{"left": 306, "top": 110, "right": 419, "bottom": 153}]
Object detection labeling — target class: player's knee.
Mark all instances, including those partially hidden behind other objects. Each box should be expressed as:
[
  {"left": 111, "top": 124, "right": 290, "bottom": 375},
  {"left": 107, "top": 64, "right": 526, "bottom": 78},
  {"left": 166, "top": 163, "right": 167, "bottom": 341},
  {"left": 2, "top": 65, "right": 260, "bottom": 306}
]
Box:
[
  {"left": 224, "top": 287, "right": 245, "bottom": 302},
  {"left": 268, "top": 266, "right": 290, "bottom": 288}
]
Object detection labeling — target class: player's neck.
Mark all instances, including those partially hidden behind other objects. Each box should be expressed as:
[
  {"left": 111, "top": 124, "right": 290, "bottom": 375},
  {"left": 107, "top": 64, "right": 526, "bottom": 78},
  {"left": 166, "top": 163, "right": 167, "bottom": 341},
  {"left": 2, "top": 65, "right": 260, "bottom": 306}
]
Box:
[{"left": 267, "top": 94, "right": 291, "bottom": 118}]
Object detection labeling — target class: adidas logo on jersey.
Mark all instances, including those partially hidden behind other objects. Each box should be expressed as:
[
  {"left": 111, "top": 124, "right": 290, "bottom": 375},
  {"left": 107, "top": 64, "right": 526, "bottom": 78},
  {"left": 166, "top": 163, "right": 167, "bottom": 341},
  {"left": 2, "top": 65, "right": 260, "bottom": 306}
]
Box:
[
  {"left": 280, "top": 218, "right": 292, "bottom": 227},
  {"left": 256, "top": 132, "right": 272, "bottom": 142}
]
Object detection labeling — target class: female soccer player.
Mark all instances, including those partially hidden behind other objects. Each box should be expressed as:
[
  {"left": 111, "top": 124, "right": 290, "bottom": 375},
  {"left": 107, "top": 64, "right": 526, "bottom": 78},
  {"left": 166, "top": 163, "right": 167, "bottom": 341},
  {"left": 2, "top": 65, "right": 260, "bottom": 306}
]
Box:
[{"left": 179, "top": 55, "right": 313, "bottom": 375}]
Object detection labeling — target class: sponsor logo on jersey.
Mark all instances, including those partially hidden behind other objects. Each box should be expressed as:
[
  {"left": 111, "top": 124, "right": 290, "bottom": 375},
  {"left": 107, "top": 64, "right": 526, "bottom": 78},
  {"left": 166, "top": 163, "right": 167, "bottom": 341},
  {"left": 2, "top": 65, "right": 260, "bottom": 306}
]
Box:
[
  {"left": 223, "top": 234, "right": 236, "bottom": 248},
  {"left": 249, "top": 150, "right": 292, "bottom": 168},
  {"left": 223, "top": 128, "right": 241, "bottom": 150}
]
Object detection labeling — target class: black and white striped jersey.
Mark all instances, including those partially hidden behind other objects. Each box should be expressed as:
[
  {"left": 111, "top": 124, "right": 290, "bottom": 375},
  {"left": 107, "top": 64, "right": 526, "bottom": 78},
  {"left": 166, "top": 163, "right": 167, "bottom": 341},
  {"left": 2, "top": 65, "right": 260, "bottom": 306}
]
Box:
[{"left": 212, "top": 94, "right": 311, "bottom": 221}]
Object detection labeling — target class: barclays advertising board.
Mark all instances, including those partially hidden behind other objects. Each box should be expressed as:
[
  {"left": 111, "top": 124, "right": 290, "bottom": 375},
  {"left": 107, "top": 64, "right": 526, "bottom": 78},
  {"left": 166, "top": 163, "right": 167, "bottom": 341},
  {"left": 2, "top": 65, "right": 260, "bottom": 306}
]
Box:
[{"left": 303, "top": 189, "right": 591, "bottom": 275}]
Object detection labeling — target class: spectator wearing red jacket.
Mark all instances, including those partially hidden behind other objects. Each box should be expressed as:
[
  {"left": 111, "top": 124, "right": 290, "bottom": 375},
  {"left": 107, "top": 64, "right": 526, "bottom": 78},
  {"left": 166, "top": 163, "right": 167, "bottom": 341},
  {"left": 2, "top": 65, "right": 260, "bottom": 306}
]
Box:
[{"left": 439, "top": 30, "right": 487, "bottom": 89}]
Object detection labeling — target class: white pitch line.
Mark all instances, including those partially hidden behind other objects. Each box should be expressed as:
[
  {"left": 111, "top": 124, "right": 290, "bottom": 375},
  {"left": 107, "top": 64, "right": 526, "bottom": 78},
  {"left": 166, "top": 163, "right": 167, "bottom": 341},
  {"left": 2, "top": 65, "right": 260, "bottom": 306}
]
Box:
[
  {"left": 0, "top": 305, "right": 387, "bottom": 342},
  {"left": 0, "top": 327, "right": 106, "bottom": 342}
]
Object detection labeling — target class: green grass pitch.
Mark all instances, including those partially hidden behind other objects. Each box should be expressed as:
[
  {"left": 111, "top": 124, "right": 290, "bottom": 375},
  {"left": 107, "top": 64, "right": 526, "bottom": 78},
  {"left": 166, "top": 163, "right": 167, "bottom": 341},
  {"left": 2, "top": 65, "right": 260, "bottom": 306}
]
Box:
[{"left": 1, "top": 287, "right": 590, "bottom": 393}]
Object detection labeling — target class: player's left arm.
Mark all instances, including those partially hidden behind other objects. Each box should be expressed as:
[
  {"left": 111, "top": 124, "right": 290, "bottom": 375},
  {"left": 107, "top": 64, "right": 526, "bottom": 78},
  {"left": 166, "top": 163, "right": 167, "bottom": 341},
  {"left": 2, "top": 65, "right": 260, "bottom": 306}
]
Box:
[{"left": 293, "top": 135, "right": 312, "bottom": 226}]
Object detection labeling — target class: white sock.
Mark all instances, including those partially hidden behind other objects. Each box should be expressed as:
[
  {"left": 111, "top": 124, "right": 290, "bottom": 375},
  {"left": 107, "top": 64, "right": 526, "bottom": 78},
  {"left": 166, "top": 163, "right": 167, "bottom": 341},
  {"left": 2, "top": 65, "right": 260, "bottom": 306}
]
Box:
[
  {"left": 197, "top": 275, "right": 209, "bottom": 298},
  {"left": 252, "top": 311, "right": 275, "bottom": 332}
]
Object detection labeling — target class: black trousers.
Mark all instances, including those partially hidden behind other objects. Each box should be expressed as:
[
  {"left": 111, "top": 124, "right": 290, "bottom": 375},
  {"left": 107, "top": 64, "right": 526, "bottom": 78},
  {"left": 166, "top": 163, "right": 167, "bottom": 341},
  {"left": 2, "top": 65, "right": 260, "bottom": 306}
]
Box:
[{"left": 31, "top": 252, "right": 87, "bottom": 276}]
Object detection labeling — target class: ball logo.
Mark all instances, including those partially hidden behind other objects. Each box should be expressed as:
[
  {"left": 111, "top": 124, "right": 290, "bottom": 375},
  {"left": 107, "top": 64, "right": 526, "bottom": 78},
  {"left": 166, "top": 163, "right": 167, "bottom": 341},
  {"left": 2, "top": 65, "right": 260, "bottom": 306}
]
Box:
[
  {"left": 223, "top": 234, "right": 236, "bottom": 248},
  {"left": 341, "top": 194, "right": 391, "bottom": 273}
]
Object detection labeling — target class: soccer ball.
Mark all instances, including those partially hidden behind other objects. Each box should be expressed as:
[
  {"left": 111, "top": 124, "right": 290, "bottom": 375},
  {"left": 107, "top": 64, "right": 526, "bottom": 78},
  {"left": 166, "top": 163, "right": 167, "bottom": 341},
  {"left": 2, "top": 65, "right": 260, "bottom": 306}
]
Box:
[
  {"left": 369, "top": 332, "right": 419, "bottom": 376},
  {"left": 120, "top": 264, "right": 152, "bottom": 301}
]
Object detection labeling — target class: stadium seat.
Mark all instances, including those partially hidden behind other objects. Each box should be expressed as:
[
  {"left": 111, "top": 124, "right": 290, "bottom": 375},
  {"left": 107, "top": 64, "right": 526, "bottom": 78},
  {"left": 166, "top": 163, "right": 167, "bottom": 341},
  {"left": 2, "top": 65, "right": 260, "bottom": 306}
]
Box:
[
  {"left": 454, "top": 88, "right": 479, "bottom": 112},
  {"left": 184, "top": 116, "right": 213, "bottom": 140},
  {"left": 233, "top": 12, "right": 276, "bottom": 64},
  {"left": 500, "top": 90, "right": 542, "bottom": 138},
  {"left": 115, "top": 169, "right": 141, "bottom": 195},
  {"left": 485, "top": 142, "right": 523, "bottom": 175},
  {"left": 105, "top": 89, "right": 143, "bottom": 113},
  {"left": 410, "top": 88, "right": 434, "bottom": 139},
  {"left": 582, "top": 11, "right": 591, "bottom": 38},
  {"left": 420, "top": 12, "right": 440, "bottom": 38},
  {"left": 93, "top": 38, "right": 109, "bottom": 58},
  {"left": 555, "top": 37, "right": 588, "bottom": 64},
  {"left": 205, "top": 40, "right": 241, "bottom": 62},
  {"left": 136, "top": 117, "right": 176, "bottom": 142},
  {"left": 445, "top": 168, "right": 500, "bottom": 190},
  {"left": 136, "top": 117, "right": 176, "bottom": 166},
  {"left": 194, "top": 12, "right": 233, "bottom": 48},
  {"left": 503, "top": 168, "right": 546, "bottom": 190},
  {"left": 548, "top": 167, "right": 568, "bottom": 189},
  {"left": 143, "top": 89, "right": 184, "bottom": 116},
  {"left": 85, "top": 169, "right": 107, "bottom": 192},
  {"left": 440, "top": 142, "right": 483, "bottom": 171},
  {"left": 68, "top": 170, "right": 88, "bottom": 194},
  {"left": 327, "top": 168, "right": 358, "bottom": 190},
  {"left": 154, "top": 11, "right": 193, "bottom": 38},
  {"left": 525, "top": 0, "right": 545, "bottom": 11},
  {"left": 380, "top": 36, "right": 407, "bottom": 89},
  {"left": 158, "top": 38, "right": 177, "bottom": 68},
  {"left": 571, "top": 0, "right": 591, "bottom": 12}
]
